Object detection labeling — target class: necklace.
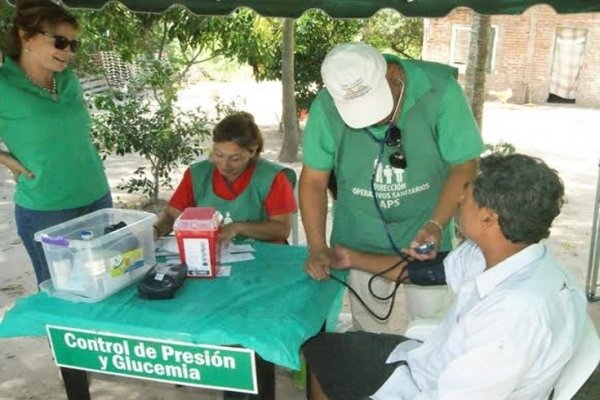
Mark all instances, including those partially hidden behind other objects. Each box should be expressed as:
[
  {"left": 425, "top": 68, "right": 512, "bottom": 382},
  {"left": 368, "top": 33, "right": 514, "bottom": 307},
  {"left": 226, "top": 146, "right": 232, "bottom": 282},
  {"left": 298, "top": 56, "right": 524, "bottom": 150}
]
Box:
[{"left": 28, "top": 75, "right": 58, "bottom": 101}]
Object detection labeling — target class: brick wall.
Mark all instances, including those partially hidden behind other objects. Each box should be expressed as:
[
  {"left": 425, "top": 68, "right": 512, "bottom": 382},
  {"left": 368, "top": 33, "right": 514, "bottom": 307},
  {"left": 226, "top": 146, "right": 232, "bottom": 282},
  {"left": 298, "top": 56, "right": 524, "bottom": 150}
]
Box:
[{"left": 423, "top": 5, "right": 600, "bottom": 107}]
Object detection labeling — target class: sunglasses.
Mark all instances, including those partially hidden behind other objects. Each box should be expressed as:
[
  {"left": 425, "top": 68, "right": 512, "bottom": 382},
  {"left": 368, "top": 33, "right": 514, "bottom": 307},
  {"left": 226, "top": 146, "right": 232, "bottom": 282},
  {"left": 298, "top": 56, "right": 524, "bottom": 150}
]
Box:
[
  {"left": 40, "top": 31, "right": 81, "bottom": 52},
  {"left": 385, "top": 124, "right": 407, "bottom": 169}
]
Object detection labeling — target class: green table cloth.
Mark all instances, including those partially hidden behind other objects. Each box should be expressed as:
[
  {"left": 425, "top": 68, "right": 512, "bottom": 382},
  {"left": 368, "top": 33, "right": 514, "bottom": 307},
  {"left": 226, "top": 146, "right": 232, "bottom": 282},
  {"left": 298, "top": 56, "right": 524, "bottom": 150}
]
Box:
[{"left": 0, "top": 242, "right": 345, "bottom": 370}]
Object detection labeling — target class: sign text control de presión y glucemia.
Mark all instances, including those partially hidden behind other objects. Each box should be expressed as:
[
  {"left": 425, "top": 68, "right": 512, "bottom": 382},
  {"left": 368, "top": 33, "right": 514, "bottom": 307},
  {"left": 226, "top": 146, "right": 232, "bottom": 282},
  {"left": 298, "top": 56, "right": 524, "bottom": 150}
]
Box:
[{"left": 63, "top": 332, "right": 237, "bottom": 379}]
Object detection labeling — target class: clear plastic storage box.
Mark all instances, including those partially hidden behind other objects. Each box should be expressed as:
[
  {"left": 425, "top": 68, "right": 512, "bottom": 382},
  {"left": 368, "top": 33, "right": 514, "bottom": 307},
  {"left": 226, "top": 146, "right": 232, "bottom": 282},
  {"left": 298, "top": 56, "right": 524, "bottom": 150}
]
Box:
[{"left": 35, "top": 208, "right": 156, "bottom": 302}]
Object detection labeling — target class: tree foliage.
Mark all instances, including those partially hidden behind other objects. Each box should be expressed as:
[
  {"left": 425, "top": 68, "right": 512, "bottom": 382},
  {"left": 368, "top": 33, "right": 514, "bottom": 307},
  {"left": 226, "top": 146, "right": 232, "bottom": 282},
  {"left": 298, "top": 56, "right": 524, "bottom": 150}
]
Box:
[
  {"left": 73, "top": 5, "right": 249, "bottom": 203},
  {"left": 227, "top": 11, "right": 362, "bottom": 112},
  {"left": 1, "top": 3, "right": 423, "bottom": 109},
  {"left": 216, "top": 9, "right": 281, "bottom": 79},
  {"left": 484, "top": 141, "right": 516, "bottom": 156},
  {"left": 91, "top": 89, "right": 211, "bottom": 203},
  {"left": 0, "top": 3, "right": 426, "bottom": 176},
  {"left": 0, "top": 1, "right": 14, "bottom": 55},
  {"left": 293, "top": 12, "right": 363, "bottom": 111},
  {"left": 222, "top": 9, "right": 423, "bottom": 111},
  {"left": 362, "top": 10, "right": 423, "bottom": 59},
  {"left": 82, "top": 7, "right": 423, "bottom": 165}
]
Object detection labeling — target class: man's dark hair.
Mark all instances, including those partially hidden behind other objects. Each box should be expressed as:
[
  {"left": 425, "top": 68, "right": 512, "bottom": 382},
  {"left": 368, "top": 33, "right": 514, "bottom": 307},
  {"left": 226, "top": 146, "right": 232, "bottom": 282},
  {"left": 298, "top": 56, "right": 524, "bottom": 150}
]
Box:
[{"left": 473, "top": 154, "right": 564, "bottom": 244}]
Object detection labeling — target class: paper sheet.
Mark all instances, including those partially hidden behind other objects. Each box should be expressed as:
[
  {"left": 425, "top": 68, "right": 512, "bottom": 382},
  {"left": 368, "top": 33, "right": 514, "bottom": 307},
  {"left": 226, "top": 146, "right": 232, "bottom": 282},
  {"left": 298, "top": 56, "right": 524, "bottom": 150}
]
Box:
[
  {"left": 219, "top": 252, "right": 255, "bottom": 264},
  {"left": 221, "top": 243, "right": 256, "bottom": 254},
  {"left": 217, "top": 265, "right": 231, "bottom": 277},
  {"left": 156, "top": 236, "right": 179, "bottom": 255}
]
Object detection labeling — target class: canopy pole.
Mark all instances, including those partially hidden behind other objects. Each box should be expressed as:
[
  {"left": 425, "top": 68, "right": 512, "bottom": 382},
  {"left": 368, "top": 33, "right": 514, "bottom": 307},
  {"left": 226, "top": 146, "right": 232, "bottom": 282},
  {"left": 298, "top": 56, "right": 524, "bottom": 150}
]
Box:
[{"left": 586, "top": 157, "right": 600, "bottom": 302}]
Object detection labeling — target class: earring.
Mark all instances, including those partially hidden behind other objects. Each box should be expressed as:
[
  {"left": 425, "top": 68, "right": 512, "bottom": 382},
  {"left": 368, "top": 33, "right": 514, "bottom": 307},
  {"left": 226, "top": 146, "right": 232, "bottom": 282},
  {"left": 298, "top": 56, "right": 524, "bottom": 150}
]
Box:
[{"left": 24, "top": 47, "right": 30, "bottom": 53}]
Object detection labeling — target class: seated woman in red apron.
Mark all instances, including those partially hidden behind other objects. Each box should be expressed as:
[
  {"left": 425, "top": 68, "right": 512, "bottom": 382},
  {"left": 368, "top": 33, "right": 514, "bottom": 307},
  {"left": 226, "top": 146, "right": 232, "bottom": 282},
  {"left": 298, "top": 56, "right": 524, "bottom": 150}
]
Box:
[{"left": 153, "top": 111, "right": 297, "bottom": 244}]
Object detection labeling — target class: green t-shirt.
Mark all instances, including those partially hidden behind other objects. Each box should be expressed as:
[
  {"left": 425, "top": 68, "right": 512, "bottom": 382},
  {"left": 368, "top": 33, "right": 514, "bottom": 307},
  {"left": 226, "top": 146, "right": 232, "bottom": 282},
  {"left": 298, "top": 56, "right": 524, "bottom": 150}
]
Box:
[
  {"left": 0, "top": 57, "right": 109, "bottom": 211},
  {"left": 302, "top": 55, "right": 484, "bottom": 253}
]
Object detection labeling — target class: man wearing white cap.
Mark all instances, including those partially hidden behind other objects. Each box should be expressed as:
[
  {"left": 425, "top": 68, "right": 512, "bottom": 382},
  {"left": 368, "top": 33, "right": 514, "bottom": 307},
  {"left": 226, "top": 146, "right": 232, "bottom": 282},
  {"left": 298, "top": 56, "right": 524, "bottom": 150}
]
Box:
[{"left": 299, "top": 42, "right": 484, "bottom": 332}]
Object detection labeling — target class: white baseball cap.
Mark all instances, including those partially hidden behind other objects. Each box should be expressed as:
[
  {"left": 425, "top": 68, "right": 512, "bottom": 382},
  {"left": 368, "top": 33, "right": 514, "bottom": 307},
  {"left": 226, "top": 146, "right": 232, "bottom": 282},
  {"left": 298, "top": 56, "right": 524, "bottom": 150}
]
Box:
[{"left": 321, "top": 42, "right": 393, "bottom": 129}]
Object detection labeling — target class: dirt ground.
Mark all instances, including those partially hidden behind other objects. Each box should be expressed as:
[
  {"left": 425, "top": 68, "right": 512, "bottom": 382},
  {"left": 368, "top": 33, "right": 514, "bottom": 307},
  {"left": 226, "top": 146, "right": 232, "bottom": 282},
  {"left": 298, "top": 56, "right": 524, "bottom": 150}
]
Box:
[{"left": 1, "top": 80, "right": 600, "bottom": 399}]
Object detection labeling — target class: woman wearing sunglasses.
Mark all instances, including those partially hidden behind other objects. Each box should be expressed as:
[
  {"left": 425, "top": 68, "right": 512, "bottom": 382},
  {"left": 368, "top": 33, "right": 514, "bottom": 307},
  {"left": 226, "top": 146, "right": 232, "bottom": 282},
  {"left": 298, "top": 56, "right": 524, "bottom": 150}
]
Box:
[{"left": 0, "top": 0, "right": 112, "bottom": 288}]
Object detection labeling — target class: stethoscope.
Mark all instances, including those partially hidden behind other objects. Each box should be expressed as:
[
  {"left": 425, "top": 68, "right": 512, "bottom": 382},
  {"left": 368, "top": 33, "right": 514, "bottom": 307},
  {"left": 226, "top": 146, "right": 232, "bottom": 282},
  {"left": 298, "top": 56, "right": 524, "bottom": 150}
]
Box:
[{"left": 364, "top": 79, "right": 405, "bottom": 256}]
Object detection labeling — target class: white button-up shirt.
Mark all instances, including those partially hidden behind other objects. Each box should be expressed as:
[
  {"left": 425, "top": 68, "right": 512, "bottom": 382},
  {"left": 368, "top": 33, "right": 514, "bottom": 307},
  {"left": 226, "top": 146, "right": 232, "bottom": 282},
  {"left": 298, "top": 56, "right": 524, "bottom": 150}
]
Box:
[{"left": 372, "top": 240, "right": 587, "bottom": 400}]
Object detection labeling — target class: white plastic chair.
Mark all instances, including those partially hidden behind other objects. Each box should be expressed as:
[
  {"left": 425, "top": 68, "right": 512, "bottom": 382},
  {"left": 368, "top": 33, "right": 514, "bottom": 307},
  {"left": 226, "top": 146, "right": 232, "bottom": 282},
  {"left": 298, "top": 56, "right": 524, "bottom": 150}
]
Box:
[
  {"left": 551, "top": 318, "right": 600, "bottom": 400},
  {"left": 291, "top": 172, "right": 299, "bottom": 245},
  {"left": 272, "top": 166, "right": 300, "bottom": 245}
]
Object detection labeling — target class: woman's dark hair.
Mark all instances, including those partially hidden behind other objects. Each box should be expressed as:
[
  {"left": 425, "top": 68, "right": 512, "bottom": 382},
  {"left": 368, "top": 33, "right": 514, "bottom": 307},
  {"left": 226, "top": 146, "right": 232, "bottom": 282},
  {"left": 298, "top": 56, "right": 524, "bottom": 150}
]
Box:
[
  {"left": 212, "top": 112, "right": 264, "bottom": 159},
  {"left": 4, "top": 0, "right": 79, "bottom": 59},
  {"left": 473, "top": 153, "right": 564, "bottom": 244}
]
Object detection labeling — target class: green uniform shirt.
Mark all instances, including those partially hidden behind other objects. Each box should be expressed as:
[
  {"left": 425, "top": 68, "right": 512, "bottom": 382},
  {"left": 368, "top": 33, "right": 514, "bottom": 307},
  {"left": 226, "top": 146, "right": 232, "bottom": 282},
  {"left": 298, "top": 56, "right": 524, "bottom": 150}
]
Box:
[
  {"left": 0, "top": 57, "right": 109, "bottom": 211},
  {"left": 303, "top": 55, "right": 484, "bottom": 254}
]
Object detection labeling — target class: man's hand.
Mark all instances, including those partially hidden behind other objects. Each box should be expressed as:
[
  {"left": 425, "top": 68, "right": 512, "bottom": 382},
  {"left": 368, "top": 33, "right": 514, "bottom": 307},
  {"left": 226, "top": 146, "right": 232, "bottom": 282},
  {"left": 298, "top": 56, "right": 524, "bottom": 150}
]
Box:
[
  {"left": 402, "top": 220, "right": 442, "bottom": 261},
  {"left": 331, "top": 245, "right": 357, "bottom": 270},
  {"left": 300, "top": 166, "right": 332, "bottom": 281},
  {"left": 305, "top": 248, "right": 332, "bottom": 281}
]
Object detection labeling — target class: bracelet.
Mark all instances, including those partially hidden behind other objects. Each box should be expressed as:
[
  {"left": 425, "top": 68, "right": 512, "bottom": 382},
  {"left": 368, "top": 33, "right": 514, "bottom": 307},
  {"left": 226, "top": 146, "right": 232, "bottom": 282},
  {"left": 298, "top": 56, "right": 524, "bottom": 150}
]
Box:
[{"left": 426, "top": 219, "right": 443, "bottom": 233}]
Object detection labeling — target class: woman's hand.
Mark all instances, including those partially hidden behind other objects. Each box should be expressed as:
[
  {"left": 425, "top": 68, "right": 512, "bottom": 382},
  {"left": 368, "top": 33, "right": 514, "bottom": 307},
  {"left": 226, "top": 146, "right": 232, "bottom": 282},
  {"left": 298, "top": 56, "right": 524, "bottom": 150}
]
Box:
[
  {"left": 0, "top": 152, "right": 34, "bottom": 181},
  {"left": 219, "top": 222, "right": 240, "bottom": 247},
  {"left": 153, "top": 206, "right": 180, "bottom": 241}
]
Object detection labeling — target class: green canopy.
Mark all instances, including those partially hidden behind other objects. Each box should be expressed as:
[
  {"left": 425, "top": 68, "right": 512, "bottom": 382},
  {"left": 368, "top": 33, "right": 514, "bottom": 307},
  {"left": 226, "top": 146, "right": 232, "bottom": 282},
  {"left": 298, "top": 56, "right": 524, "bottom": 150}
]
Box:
[{"left": 32, "top": 1, "right": 600, "bottom": 17}]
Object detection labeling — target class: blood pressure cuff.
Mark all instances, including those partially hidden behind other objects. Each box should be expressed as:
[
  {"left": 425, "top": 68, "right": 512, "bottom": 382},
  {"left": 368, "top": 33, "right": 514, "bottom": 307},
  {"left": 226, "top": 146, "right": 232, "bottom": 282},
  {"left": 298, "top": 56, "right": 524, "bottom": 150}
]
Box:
[
  {"left": 406, "top": 251, "right": 449, "bottom": 286},
  {"left": 138, "top": 263, "right": 187, "bottom": 300}
]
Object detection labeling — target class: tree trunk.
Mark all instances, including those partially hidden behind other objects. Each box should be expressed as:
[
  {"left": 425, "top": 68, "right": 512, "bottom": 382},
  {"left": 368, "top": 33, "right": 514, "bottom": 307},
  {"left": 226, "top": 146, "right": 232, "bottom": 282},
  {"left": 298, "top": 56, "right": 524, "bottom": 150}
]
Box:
[
  {"left": 464, "top": 13, "right": 491, "bottom": 129},
  {"left": 153, "top": 168, "right": 160, "bottom": 204},
  {"left": 278, "top": 18, "right": 300, "bottom": 163}
]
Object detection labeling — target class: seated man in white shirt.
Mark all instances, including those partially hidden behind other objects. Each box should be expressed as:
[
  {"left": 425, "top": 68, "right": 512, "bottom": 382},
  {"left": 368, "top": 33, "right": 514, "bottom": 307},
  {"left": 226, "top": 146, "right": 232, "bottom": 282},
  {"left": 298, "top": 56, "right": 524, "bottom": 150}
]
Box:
[{"left": 303, "top": 153, "right": 588, "bottom": 400}]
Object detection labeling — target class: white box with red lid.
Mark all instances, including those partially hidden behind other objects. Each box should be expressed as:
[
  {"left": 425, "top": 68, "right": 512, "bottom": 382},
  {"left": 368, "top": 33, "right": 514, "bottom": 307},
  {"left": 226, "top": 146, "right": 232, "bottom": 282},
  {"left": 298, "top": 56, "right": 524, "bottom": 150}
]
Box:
[{"left": 173, "top": 207, "right": 222, "bottom": 278}]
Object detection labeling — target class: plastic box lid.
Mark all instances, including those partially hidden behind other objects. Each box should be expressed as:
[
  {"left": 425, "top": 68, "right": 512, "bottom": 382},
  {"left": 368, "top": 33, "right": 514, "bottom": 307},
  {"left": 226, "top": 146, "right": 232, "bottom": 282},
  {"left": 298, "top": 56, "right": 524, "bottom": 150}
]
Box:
[
  {"left": 173, "top": 207, "right": 222, "bottom": 231},
  {"left": 33, "top": 208, "right": 155, "bottom": 249}
]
